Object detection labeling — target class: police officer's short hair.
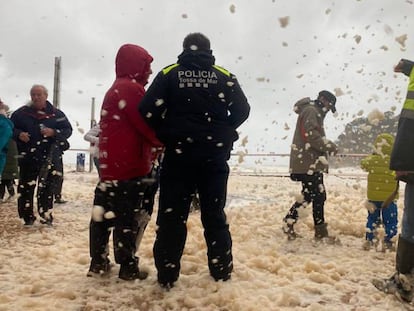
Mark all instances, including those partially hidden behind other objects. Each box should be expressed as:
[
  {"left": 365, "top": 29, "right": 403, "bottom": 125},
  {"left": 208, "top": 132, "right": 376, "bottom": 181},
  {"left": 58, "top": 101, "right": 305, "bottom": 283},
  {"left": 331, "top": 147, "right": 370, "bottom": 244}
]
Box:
[{"left": 183, "top": 33, "right": 211, "bottom": 51}]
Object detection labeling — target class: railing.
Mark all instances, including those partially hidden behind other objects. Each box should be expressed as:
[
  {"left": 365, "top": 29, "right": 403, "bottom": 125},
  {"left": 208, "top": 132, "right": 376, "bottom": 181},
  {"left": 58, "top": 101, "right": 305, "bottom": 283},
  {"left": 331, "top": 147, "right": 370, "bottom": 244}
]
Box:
[
  {"left": 64, "top": 149, "right": 368, "bottom": 178},
  {"left": 228, "top": 153, "right": 367, "bottom": 178}
]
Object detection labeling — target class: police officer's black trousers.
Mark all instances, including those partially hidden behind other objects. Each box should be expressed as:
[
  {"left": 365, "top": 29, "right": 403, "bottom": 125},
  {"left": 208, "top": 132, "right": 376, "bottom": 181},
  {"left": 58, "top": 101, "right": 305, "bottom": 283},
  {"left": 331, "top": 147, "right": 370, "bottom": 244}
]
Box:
[{"left": 153, "top": 156, "right": 233, "bottom": 284}]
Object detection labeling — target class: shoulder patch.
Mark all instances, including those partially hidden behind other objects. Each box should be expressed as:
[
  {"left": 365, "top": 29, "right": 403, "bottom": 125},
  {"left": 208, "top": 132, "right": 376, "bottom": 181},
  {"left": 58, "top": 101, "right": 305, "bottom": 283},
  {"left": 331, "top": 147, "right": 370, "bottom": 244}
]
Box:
[
  {"left": 212, "top": 65, "right": 231, "bottom": 77},
  {"left": 162, "top": 64, "right": 179, "bottom": 75}
]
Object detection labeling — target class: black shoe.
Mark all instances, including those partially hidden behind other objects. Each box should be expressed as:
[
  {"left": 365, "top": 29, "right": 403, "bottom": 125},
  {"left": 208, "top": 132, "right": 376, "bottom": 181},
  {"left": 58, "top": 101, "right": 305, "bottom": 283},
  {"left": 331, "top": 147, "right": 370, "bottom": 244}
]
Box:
[
  {"left": 39, "top": 214, "right": 53, "bottom": 226},
  {"left": 282, "top": 222, "right": 297, "bottom": 240},
  {"left": 119, "top": 263, "right": 148, "bottom": 281},
  {"left": 373, "top": 272, "right": 413, "bottom": 302},
  {"left": 87, "top": 259, "right": 112, "bottom": 277},
  {"left": 24, "top": 216, "right": 36, "bottom": 226},
  {"left": 314, "top": 223, "right": 329, "bottom": 240},
  {"left": 159, "top": 281, "right": 174, "bottom": 291},
  {"left": 213, "top": 274, "right": 231, "bottom": 282},
  {"left": 54, "top": 198, "right": 67, "bottom": 204},
  {"left": 384, "top": 241, "right": 396, "bottom": 251}
]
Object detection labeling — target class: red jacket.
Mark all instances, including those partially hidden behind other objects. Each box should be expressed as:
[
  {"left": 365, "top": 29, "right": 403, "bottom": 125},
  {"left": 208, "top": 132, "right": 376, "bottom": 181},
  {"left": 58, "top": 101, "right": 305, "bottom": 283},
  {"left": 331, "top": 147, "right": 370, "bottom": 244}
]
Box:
[{"left": 99, "top": 44, "right": 162, "bottom": 180}]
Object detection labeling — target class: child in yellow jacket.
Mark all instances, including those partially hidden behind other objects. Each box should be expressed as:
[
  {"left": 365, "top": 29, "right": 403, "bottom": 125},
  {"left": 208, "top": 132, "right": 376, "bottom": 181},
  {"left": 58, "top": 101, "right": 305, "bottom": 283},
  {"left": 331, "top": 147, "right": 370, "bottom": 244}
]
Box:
[{"left": 360, "top": 133, "right": 398, "bottom": 250}]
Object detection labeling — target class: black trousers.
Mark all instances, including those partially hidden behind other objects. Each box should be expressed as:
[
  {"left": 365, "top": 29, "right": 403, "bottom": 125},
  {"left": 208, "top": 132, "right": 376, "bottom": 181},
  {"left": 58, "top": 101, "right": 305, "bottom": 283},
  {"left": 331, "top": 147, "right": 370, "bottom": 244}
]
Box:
[
  {"left": 0, "top": 179, "right": 15, "bottom": 199},
  {"left": 153, "top": 155, "right": 233, "bottom": 284},
  {"left": 17, "top": 161, "right": 54, "bottom": 222},
  {"left": 50, "top": 155, "right": 64, "bottom": 198},
  {"left": 89, "top": 177, "right": 154, "bottom": 265},
  {"left": 285, "top": 172, "right": 327, "bottom": 225}
]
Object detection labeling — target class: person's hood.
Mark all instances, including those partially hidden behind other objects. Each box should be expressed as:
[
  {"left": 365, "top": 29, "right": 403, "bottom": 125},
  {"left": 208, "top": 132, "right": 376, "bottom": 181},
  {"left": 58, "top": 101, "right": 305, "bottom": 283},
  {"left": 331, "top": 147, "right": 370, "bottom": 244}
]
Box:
[
  {"left": 115, "top": 44, "right": 153, "bottom": 84},
  {"left": 293, "top": 97, "right": 312, "bottom": 114},
  {"left": 293, "top": 97, "right": 329, "bottom": 116},
  {"left": 373, "top": 133, "right": 394, "bottom": 156}
]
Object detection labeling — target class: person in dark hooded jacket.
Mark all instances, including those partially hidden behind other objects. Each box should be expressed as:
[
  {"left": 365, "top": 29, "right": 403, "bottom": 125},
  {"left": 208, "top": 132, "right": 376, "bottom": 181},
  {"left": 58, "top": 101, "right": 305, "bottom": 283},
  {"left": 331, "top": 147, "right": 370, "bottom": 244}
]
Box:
[
  {"left": 87, "top": 44, "right": 162, "bottom": 281},
  {"left": 139, "top": 33, "right": 250, "bottom": 288}
]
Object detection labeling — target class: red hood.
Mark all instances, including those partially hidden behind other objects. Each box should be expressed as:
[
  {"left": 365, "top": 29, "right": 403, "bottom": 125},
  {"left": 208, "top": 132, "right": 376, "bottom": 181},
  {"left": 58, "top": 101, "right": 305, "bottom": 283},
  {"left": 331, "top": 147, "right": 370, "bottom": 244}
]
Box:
[{"left": 115, "top": 44, "right": 153, "bottom": 85}]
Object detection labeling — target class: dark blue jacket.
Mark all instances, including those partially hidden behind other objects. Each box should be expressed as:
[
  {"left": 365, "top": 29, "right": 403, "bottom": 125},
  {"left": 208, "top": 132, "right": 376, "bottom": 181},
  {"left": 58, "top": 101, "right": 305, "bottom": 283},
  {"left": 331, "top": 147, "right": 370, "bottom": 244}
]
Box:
[
  {"left": 139, "top": 49, "right": 250, "bottom": 161},
  {"left": 10, "top": 101, "right": 72, "bottom": 165}
]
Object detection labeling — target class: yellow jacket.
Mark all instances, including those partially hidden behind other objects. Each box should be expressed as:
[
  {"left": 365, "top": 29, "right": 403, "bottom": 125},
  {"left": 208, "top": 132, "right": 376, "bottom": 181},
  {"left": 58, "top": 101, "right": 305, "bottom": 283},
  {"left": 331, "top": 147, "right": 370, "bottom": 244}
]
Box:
[{"left": 360, "top": 133, "right": 398, "bottom": 201}]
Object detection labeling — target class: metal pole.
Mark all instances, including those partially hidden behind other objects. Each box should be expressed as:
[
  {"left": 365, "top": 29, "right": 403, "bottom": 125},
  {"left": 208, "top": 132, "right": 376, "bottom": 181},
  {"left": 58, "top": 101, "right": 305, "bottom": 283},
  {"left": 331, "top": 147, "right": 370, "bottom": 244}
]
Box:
[
  {"left": 52, "top": 57, "right": 61, "bottom": 108},
  {"left": 89, "top": 97, "right": 96, "bottom": 173},
  {"left": 90, "top": 97, "right": 96, "bottom": 127}
]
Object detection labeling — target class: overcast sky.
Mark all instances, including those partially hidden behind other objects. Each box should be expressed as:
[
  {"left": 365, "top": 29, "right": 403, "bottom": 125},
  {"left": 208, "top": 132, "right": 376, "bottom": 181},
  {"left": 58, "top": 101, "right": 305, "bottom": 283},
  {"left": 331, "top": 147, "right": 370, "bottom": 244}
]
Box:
[{"left": 0, "top": 0, "right": 412, "bottom": 156}]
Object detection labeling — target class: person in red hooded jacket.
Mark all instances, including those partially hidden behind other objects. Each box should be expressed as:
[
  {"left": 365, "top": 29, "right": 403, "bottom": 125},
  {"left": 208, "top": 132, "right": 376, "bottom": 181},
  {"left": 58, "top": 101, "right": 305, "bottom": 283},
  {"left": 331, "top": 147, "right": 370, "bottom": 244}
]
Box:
[{"left": 87, "top": 44, "right": 162, "bottom": 281}]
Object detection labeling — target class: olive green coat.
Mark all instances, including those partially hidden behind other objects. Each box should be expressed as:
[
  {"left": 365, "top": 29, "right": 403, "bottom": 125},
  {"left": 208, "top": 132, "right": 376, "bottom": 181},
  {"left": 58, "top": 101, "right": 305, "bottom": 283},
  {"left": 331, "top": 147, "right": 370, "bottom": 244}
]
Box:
[
  {"left": 360, "top": 133, "right": 398, "bottom": 201},
  {"left": 289, "top": 97, "right": 338, "bottom": 174},
  {"left": 1, "top": 139, "right": 18, "bottom": 180}
]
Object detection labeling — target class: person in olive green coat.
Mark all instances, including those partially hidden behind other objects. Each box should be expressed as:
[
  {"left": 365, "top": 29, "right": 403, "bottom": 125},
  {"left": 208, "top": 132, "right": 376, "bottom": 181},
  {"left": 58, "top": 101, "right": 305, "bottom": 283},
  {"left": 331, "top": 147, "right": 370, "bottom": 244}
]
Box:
[
  {"left": 283, "top": 90, "right": 338, "bottom": 240},
  {"left": 0, "top": 138, "right": 18, "bottom": 202},
  {"left": 360, "top": 133, "right": 398, "bottom": 250},
  {"left": 0, "top": 101, "right": 13, "bottom": 179}
]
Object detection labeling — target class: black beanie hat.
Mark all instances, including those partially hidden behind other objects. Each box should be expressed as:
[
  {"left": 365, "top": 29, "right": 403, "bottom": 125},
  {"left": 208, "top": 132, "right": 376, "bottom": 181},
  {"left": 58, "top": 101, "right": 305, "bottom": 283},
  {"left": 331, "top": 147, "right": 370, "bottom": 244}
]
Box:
[
  {"left": 318, "top": 90, "right": 337, "bottom": 113},
  {"left": 399, "top": 59, "right": 414, "bottom": 77}
]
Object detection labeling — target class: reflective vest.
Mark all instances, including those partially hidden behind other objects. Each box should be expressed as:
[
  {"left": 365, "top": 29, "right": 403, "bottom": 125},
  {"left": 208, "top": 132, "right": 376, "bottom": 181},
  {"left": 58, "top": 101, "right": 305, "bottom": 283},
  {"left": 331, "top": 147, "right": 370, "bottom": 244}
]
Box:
[{"left": 401, "top": 69, "right": 414, "bottom": 120}]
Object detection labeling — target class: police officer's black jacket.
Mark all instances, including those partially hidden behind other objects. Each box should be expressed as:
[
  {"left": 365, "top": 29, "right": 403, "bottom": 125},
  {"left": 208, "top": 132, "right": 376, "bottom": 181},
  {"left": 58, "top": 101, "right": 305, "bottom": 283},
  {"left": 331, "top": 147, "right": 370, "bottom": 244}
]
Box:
[{"left": 139, "top": 49, "right": 250, "bottom": 160}]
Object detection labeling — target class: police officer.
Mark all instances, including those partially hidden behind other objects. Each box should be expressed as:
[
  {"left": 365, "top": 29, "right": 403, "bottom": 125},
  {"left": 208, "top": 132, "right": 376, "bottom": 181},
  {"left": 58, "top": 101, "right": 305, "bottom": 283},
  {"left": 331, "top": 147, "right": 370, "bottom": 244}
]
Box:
[{"left": 139, "top": 33, "right": 250, "bottom": 288}]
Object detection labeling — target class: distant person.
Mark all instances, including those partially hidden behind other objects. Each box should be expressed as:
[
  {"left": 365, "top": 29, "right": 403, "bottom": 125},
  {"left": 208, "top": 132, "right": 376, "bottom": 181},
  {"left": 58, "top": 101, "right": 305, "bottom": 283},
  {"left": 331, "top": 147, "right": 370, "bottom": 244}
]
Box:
[
  {"left": 141, "top": 152, "right": 163, "bottom": 213},
  {"left": 87, "top": 44, "right": 162, "bottom": 281},
  {"left": 10, "top": 85, "right": 72, "bottom": 225},
  {"left": 282, "top": 90, "right": 338, "bottom": 240},
  {"left": 137, "top": 152, "right": 163, "bottom": 249},
  {"left": 83, "top": 122, "right": 101, "bottom": 176},
  {"left": 372, "top": 59, "right": 414, "bottom": 302},
  {"left": 51, "top": 141, "right": 69, "bottom": 204},
  {"left": 139, "top": 32, "right": 250, "bottom": 289},
  {"left": 0, "top": 99, "right": 13, "bottom": 184},
  {"left": 360, "top": 133, "right": 398, "bottom": 251}
]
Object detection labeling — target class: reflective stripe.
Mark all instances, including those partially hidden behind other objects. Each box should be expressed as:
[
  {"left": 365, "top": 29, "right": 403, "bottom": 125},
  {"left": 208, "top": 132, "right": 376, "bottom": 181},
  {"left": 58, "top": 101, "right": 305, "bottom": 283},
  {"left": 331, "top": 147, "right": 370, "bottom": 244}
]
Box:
[
  {"left": 408, "top": 69, "right": 414, "bottom": 91},
  {"left": 213, "top": 65, "right": 231, "bottom": 77},
  {"left": 162, "top": 63, "right": 231, "bottom": 77},
  {"left": 403, "top": 72, "right": 414, "bottom": 111},
  {"left": 162, "top": 64, "right": 179, "bottom": 75},
  {"left": 403, "top": 98, "right": 414, "bottom": 111},
  {"left": 400, "top": 108, "right": 414, "bottom": 120}
]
